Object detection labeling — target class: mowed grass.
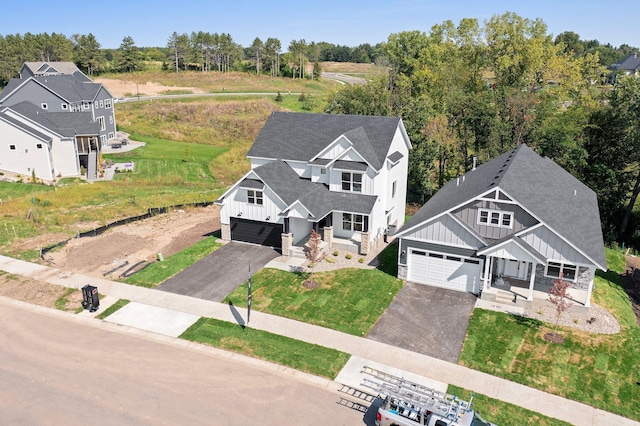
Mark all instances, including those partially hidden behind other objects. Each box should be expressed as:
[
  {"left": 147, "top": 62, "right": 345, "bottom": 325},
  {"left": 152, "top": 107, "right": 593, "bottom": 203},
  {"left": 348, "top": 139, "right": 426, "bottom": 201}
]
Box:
[
  {"left": 458, "top": 248, "right": 640, "bottom": 421},
  {"left": 447, "top": 385, "right": 571, "bottom": 426},
  {"left": 181, "top": 317, "right": 350, "bottom": 379},
  {"left": 224, "top": 267, "right": 403, "bottom": 336},
  {"left": 125, "top": 236, "right": 223, "bottom": 288}
]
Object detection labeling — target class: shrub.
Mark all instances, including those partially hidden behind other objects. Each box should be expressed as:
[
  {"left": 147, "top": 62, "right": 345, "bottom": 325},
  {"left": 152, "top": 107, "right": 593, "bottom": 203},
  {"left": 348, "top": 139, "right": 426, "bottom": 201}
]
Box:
[
  {"left": 332, "top": 250, "right": 339, "bottom": 256},
  {"left": 358, "top": 257, "right": 365, "bottom": 263},
  {"left": 345, "top": 253, "right": 352, "bottom": 260},
  {"left": 275, "top": 92, "right": 283, "bottom": 102},
  {"left": 325, "top": 257, "right": 335, "bottom": 263}
]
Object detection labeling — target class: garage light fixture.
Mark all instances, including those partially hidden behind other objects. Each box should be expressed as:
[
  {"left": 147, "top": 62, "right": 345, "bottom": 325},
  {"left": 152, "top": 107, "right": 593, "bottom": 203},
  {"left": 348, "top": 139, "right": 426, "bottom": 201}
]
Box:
[
  {"left": 237, "top": 212, "right": 242, "bottom": 217},
  {"left": 266, "top": 216, "right": 271, "bottom": 221}
]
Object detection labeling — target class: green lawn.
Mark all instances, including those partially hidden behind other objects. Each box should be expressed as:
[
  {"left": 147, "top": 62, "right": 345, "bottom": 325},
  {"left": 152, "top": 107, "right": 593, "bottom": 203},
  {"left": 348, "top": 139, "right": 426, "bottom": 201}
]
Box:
[
  {"left": 96, "top": 299, "right": 130, "bottom": 319},
  {"left": 458, "top": 248, "right": 640, "bottom": 421},
  {"left": 448, "top": 385, "right": 571, "bottom": 426},
  {"left": 224, "top": 265, "right": 403, "bottom": 336},
  {"left": 180, "top": 317, "right": 350, "bottom": 379},
  {"left": 0, "top": 181, "right": 55, "bottom": 201},
  {"left": 104, "top": 134, "right": 228, "bottom": 185},
  {"left": 125, "top": 236, "right": 223, "bottom": 287}
]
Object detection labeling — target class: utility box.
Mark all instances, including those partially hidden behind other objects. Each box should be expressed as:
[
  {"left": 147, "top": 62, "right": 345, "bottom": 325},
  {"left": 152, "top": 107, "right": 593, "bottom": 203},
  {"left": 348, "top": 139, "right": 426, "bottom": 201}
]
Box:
[{"left": 81, "top": 285, "right": 99, "bottom": 312}]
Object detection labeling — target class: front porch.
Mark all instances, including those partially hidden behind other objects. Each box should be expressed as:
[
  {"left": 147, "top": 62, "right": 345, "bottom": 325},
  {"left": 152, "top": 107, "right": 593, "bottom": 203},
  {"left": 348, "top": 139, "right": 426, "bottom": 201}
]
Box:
[{"left": 480, "top": 276, "right": 591, "bottom": 314}]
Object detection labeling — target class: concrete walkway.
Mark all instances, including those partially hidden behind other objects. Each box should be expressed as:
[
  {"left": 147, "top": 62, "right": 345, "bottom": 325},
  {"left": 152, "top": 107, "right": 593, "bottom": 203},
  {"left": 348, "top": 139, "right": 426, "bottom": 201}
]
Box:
[{"left": 0, "top": 254, "right": 636, "bottom": 426}]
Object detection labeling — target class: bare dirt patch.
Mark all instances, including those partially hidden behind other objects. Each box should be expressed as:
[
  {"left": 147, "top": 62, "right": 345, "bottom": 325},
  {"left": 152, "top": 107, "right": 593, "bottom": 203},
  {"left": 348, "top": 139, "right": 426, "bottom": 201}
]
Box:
[
  {"left": 93, "top": 78, "right": 205, "bottom": 98},
  {"left": 44, "top": 205, "right": 220, "bottom": 279},
  {"left": 621, "top": 255, "right": 640, "bottom": 326},
  {"left": 0, "top": 272, "right": 83, "bottom": 310}
]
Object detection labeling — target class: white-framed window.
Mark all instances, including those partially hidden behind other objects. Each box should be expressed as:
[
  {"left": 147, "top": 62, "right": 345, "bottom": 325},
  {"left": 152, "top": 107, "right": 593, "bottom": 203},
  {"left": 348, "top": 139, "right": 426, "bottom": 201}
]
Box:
[
  {"left": 41, "top": 103, "right": 48, "bottom": 109},
  {"left": 392, "top": 180, "right": 397, "bottom": 198},
  {"left": 341, "top": 172, "right": 362, "bottom": 192},
  {"left": 478, "top": 208, "right": 513, "bottom": 228},
  {"left": 342, "top": 213, "right": 364, "bottom": 232},
  {"left": 247, "top": 190, "right": 263, "bottom": 205},
  {"left": 9, "top": 144, "right": 16, "bottom": 150},
  {"left": 105, "top": 99, "right": 112, "bottom": 108},
  {"left": 61, "top": 104, "right": 68, "bottom": 110},
  {"left": 82, "top": 102, "right": 89, "bottom": 110},
  {"left": 108, "top": 132, "right": 115, "bottom": 139},
  {"left": 545, "top": 261, "right": 577, "bottom": 281},
  {"left": 36, "top": 143, "right": 43, "bottom": 149},
  {"left": 100, "top": 135, "right": 107, "bottom": 145},
  {"left": 100, "top": 100, "right": 104, "bottom": 108},
  {"left": 320, "top": 168, "right": 326, "bottom": 175},
  {"left": 98, "top": 116, "right": 105, "bottom": 131},
  {"left": 109, "top": 116, "right": 113, "bottom": 124}
]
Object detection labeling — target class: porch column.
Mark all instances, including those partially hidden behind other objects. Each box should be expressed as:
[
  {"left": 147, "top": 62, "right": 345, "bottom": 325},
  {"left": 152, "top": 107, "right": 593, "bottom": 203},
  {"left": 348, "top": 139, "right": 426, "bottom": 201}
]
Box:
[
  {"left": 483, "top": 256, "right": 491, "bottom": 292},
  {"left": 323, "top": 226, "right": 333, "bottom": 249},
  {"left": 360, "top": 231, "right": 370, "bottom": 256},
  {"left": 281, "top": 233, "right": 293, "bottom": 257},
  {"left": 221, "top": 223, "right": 231, "bottom": 241},
  {"left": 584, "top": 267, "right": 594, "bottom": 308},
  {"left": 528, "top": 263, "right": 536, "bottom": 301}
]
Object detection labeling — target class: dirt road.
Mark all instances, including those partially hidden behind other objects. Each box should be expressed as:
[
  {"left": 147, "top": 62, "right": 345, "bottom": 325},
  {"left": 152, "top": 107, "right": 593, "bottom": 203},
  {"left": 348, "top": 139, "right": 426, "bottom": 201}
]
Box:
[{"left": 0, "top": 298, "right": 364, "bottom": 425}]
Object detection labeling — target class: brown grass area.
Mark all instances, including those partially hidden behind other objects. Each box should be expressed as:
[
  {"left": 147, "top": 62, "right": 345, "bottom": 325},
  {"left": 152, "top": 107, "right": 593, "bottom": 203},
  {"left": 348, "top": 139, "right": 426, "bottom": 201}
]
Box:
[{"left": 0, "top": 272, "right": 82, "bottom": 310}]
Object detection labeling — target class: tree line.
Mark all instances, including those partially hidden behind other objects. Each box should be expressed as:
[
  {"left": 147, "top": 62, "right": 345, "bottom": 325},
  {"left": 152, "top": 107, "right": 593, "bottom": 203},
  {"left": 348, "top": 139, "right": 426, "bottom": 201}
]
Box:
[{"left": 325, "top": 12, "right": 640, "bottom": 247}]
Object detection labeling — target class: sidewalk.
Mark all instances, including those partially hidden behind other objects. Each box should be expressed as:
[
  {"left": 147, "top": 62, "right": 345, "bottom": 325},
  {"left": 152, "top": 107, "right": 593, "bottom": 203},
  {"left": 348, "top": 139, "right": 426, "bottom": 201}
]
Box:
[{"left": 0, "top": 254, "right": 636, "bottom": 426}]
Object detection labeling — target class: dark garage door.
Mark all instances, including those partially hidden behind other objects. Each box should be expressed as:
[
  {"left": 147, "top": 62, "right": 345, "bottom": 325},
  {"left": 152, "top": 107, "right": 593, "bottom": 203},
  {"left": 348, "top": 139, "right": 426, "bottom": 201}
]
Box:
[{"left": 230, "top": 218, "right": 283, "bottom": 249}]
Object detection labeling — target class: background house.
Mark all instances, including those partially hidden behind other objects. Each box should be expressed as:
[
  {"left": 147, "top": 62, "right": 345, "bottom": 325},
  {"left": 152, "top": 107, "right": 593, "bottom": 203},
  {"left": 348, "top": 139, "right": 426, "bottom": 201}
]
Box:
[
  {"left": 216, "top": 112, "right": 411, "bottom": 256},
  {"left": 0, "top": 62, "right": 115, "bottom": 181},
  {"left": 394, "top": 144, "right": 606, "bottom": 309},
  {"left": 607, "top": 54, "right": 640, "bottom": 83}
]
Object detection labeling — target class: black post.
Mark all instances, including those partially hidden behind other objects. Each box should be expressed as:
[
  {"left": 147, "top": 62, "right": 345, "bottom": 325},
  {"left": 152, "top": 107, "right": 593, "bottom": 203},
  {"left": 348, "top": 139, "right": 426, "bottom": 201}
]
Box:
[{"left": 247, "top": 264, "right": 252, "bottom": 328}]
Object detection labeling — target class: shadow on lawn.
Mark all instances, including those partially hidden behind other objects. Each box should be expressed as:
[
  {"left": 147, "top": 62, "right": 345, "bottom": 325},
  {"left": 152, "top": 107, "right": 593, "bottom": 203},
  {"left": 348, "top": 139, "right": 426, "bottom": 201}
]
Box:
[{"left": 228, "top": 301, "right": 245, "bottom": 329}]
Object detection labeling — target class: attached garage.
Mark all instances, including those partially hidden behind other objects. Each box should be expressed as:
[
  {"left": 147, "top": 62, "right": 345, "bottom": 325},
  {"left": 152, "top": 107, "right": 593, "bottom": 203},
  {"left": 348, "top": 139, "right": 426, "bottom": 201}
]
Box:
[
  {"left": 230, "top": 218, "right": 283, "bottom": 249},
  {"left": 407, "top": 249, "right": 483, "bottom": 293}
]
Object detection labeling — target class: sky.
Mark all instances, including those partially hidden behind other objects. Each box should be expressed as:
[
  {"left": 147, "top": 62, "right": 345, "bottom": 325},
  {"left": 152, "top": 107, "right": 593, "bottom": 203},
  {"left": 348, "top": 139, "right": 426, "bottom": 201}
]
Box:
[{"left": 3, "top": 0, "right": 639, "bottom": 50}]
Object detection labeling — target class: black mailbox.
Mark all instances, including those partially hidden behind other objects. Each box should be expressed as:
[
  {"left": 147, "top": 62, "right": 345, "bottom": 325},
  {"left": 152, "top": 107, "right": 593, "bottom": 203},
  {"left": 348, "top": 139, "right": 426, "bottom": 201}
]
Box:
[{"left": 81, "top": 285, "right": 99, "bottom": 312}]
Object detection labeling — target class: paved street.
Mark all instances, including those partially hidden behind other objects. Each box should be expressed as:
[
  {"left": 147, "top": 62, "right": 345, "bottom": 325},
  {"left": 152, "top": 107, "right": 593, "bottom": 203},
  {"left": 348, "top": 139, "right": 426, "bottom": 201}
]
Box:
[{"left": 0, "top": 298, "right": 363, "bottom": 426}]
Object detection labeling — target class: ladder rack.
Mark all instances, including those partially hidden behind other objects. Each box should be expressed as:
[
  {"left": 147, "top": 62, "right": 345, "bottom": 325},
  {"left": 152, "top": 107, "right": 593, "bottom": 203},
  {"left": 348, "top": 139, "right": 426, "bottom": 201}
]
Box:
[{"left": 360, "top": 366, "right": 471, "bottom": 423}]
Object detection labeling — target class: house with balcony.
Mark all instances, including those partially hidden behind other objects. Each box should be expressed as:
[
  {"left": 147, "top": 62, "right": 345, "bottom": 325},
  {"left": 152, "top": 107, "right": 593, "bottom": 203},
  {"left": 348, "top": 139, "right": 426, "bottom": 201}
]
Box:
[
  {"left": 215, "top": 112, "right": 411, "bottom": 256},
  {"left": 394, "top": 144, "right": 607, "bottom": 309},
  {"left": 0, "top": 62, "right": 115, "bottom": 181}
]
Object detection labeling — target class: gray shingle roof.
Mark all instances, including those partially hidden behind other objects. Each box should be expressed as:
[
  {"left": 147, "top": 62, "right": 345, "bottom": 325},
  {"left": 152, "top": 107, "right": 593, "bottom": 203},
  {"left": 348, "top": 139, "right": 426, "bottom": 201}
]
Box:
[
  {"left": 22, "top": 62, "right": 81, "bottom": 76},
  {"left": 333, "top": 160, "right": 368, "bottom": 172},
  {"left": 0, "top": 108, "right": 52, "bottom": 145},
  {"left": 387, "top": 151, "right": 404, "bottom": 164},
  {"left": 247, "top": 112, "right": 402, "bottom": 171},
  {"left": 608, "top": 54, "right": 640, "bottom": 72},
  {"left": 398, "top": 144, "right": 606, "bottom": 269},
  {"left": 8, "top": 101, "right": 99, "bottom": 137},
  {"left": 251, "top": 161, "right": 377, "bottom": 219}
]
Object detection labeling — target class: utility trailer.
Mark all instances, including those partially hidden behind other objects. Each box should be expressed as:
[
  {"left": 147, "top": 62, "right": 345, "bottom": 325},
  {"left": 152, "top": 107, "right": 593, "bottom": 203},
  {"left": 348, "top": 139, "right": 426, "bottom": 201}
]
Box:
[{"left": 360, "top": 366, "right": 495, "bottom": 426}]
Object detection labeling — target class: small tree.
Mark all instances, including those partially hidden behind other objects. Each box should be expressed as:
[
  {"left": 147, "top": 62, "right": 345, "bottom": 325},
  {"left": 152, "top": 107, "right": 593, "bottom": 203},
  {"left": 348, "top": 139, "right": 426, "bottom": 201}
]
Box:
[
  {"left": 547, "top": 273, "right": 573, "bottom": 342},
  {"left": 305, "top": 229, "right": 323, "bottom": 266}
]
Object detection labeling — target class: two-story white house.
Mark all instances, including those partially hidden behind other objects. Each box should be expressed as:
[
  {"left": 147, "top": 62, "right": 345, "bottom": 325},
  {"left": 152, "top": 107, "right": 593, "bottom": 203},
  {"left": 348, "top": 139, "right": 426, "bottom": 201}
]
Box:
[{"left": 215, "top": 112, "right": 412, "bottom": 256}]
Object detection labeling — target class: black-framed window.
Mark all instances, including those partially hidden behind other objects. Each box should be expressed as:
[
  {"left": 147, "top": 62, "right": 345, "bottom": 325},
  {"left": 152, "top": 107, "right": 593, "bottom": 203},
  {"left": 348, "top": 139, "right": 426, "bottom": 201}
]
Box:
[
  {"left": 341, "top": 172, "right": 362, "bottom": 192},
  {"left": 546, "top": 261, "right": 577, "bottom": 281},
  {"left": 247, "top": 190, "right": 263, "bottom": 205},
  {"left": 342, "top": 213, "right": 365, "bottom": 231},
  {"left": 478, "top": 208, "right": 513, "bottom": 228}
]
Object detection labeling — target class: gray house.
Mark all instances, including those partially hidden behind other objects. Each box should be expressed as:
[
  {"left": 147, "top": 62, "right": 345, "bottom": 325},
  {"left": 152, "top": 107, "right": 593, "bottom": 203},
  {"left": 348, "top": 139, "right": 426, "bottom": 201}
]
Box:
[
  {"left": 394, "top": 144, "right": 607, "bottom": 308},
  {"left": 607, "top": 54, "right": 640, "bottom": 84},
  {"left": 215, "top": 112, "right": 411, "bottom": 256},
  {"left": 0, "top": 62, "right": 115, "bottom": 181}
]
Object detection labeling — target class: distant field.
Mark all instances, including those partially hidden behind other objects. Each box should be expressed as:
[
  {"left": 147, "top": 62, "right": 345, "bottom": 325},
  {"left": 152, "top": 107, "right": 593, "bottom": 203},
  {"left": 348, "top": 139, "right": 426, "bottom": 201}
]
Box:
[{"left": 320, "top": 61, "right": 387, "bottom": 77}]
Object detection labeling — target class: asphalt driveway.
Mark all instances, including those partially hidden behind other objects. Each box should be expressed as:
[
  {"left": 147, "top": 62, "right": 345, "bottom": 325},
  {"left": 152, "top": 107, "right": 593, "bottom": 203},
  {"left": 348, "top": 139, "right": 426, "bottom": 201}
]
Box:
[
  {"left": 157, "top": 242, "right": 280, "bottom": 302},
  {"left": 367, "top": 283, "right": 477, "bottom": 363}
]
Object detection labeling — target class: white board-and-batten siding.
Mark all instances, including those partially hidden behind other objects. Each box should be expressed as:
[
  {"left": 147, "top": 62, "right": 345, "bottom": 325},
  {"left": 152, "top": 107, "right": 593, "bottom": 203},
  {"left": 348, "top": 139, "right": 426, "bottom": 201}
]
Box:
[
  {"left": 220, "top": 185, "right": 286, "bottom": 225},
  {"left": 519, "top": 226, "right": 591, "bottom": 265},
  {"left": 402, "top": 215, "right": 481, "bottom": 249}
]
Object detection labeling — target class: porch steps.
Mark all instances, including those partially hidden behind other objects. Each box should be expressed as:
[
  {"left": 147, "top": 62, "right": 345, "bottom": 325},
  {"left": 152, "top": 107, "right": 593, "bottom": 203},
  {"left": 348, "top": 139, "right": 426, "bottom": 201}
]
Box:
[
  {"left": 289, "top": 245, "right": 306, "bottom": 259},
  {"left": 494, "top": 289, "right": 518, "bottom": 304}
]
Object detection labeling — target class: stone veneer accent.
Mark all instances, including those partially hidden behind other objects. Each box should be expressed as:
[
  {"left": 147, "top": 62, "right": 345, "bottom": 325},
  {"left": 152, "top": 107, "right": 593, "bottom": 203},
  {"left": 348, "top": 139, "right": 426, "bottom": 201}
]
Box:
[
  {"left": 534, "top": 263, "right": 593, "bottom": 290},
  {"left": 221, "top": 223, "right": 231, "bottom": 241},
  {"left": 323, "top": 226, "right": 333, "bottom": 248},
  {"left": 281, "top": 233, "right": 293, "bottom": 257},
  {"left": 360, "top": 232, "right": 370, "bottom": 255},
  {"left": 398, "top": 264, "right": 408, "bottom": 280}
]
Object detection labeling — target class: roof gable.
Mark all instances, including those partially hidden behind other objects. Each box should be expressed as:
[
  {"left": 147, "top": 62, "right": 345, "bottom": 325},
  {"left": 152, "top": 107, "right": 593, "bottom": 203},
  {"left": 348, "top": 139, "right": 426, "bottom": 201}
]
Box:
[
  {"left": 246, "top": 112, "right": 402, "bottom": 171},
  {"left": 397, "top": 144, "right": 606, "bottom": 269}
]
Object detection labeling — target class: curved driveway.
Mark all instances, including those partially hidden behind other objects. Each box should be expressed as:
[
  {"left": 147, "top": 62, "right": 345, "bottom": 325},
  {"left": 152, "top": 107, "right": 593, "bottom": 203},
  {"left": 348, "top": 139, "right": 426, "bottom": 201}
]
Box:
[{"left": 157, "top": 242, "right": 280, "bottom": 301}]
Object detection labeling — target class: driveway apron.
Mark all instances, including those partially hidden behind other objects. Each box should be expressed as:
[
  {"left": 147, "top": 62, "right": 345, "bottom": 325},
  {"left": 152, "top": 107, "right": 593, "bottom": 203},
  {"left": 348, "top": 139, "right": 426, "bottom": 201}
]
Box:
[
  {"left": 367, "top": 283, "right": 477, "bottom": 363},
  {"left": 157, "top": 242, "right": 279, "bottom": 302}
]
